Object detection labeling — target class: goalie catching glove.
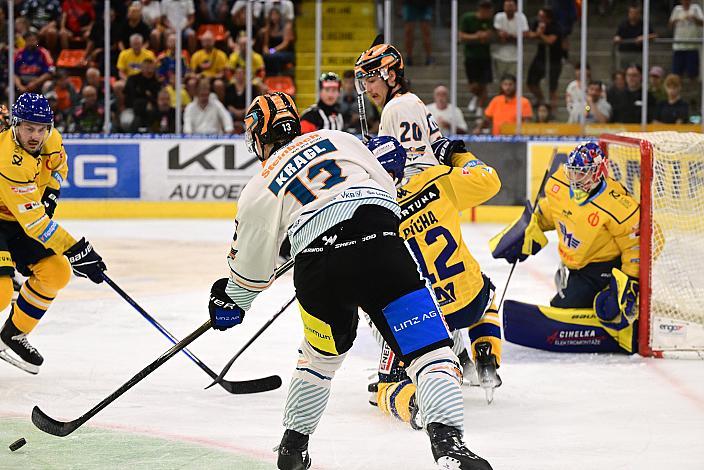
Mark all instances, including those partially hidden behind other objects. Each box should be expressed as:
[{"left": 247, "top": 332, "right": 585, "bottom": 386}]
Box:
[
  {"left": 209, "top": 278, "right": 245, "bottom": 330},
  {"left": 594, "top": 268, "right": 639, "bottom": 331},
  {"left": 489, "top": 200, "right": 548, "bottom": 264},
  {"left": 64, "top": 238, "right": 106, "bottom": 284}
]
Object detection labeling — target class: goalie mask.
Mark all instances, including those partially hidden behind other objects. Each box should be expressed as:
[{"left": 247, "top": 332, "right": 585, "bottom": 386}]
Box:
[
  {"left": 244, "top": 92, "right": 300, "bottom": 162},
  {"left": 354, "top": 44, "right": 404, "bottom": 96},
  {"left": 565, "top": 142, "right": 608, "bottom": 198}
]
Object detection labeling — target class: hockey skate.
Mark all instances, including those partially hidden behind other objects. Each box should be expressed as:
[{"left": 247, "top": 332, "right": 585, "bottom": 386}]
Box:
[
  {"left": 0, "top": 318, "right": 43, "bottom": 374},
  {"left": 276, "top": 429, "right": 312, "bottom": 470},
  {"left": 428, "top": 423, "right": 493, "bottom": 470},
  {"left": 457, "top": 349, "right": 480, "bottom": 387},
  {"left": 474, "top": 342, "right": 501, "bottom": 405}
]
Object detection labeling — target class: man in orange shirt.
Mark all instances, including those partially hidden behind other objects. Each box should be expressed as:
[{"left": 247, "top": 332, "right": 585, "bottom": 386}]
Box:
[{"left": 481, "top": 74, "right": 532, "bottom": 134}]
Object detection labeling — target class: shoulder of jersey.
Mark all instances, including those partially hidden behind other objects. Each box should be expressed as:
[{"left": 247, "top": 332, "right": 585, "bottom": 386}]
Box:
[
  {"left": 402, "top": 165, "right": 452, "bottom": 195},
  {"left": 0, "top": 130, "right": 36, "bottom": 183},
  {"left": 590, "top": 177, "right": 639, "bottom": 223},
  {"left": 40, "top": 129, "right": 64, "bottom": 157}
]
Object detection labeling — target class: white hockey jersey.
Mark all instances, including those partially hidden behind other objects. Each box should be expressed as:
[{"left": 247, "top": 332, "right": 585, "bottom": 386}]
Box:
[
  {"left": 378, "top": 92, "right": 442, "bottom": 169},
  {"left": 225, "top": 129, "right": 400, "bottom": 310}
]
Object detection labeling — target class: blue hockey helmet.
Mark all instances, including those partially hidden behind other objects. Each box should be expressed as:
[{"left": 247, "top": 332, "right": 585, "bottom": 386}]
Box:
[
  {"left": 367, "top": 135, "right": 407, "bottom": 185},
  {"left": 565, "top": 142, "right": 607, "bottom": 194},
  {"left": 11, "top": 92, "right": 54, "bottom": 127}
]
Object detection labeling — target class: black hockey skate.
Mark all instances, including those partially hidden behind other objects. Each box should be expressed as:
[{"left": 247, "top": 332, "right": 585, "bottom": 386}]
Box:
[
  {"left": 428, "top": 423, "right": 493, "bottom": 470},
  {"left": 474, "top": 342, "right": 502, "bottom": 404},
  {"left": 457, "top": 348, "right": 479, "bottom": 387},
  {"left": 0, "top": 317, "right": 43, "bottom": 374},
  {"left": 277, "top": 429, "right": 311, "bottom": 470}
]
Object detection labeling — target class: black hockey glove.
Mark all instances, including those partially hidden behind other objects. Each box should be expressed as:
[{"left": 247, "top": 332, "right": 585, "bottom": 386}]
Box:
[
  {"left": 209, "top": 278, "right": 245, "bottom": 331},
  {"left": 431, "top": 137, "right": 467, "bottom": 166},
  {"left": 42, "top": 188, "right": 60, "bottom": 218},
  {"left": 64, "top": 238, "right": 106, "bottom": 284}
]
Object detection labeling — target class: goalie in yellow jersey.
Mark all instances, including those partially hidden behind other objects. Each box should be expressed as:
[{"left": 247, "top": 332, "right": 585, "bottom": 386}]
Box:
[
  {"left": 491, "top": 142, "right": 641, "bottom": 354},
  {"left": 0, "top": 93, "right": 107, "bottom": 374},
  {"left": 366, "top": 135, "right": 503, "bottom": 427}
]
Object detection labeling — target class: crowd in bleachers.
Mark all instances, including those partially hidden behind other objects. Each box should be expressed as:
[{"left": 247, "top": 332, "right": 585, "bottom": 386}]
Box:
[{"left": 1, "top": 0, "right": 297, "bottom": 133}]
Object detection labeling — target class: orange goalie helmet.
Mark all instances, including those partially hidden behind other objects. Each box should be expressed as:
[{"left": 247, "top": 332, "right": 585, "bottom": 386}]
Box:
[{"left": 244, "top": 92, "right": 300, "bottom": 161}]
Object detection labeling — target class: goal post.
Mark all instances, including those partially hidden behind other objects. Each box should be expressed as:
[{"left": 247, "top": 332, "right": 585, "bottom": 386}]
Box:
[{"left": 599, "top": 132, "right": 704, "bottom": 359}]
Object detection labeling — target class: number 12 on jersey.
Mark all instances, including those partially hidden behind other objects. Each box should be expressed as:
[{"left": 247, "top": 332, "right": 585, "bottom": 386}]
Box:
[{"left": 407, "top": 226, "right": 465, "bottom": 283}]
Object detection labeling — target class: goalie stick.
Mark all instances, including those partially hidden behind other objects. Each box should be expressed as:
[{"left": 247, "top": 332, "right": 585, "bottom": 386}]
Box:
[
  {"left": 102, "top": 273, "right": 278, "bottom": 395},
  {"left": 31, "top": 259, "right": 294, "bottom": 437}
]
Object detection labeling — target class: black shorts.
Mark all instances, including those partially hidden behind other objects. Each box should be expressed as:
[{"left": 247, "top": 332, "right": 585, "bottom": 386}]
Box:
[
  {"left": 294, "top": 205, "right": 452, "bottom": 363},
  {"left": 464, "top": 57, "right": 493, "bottom": 85},
  {"left": 550, "top": 258, "right": 621, "bottom": 309},
  {"left": 527, "top": 59, "right": 563, "bottom": 92},
  {"left": 0, "top": 220, "right": 55, "bottom": 277}
]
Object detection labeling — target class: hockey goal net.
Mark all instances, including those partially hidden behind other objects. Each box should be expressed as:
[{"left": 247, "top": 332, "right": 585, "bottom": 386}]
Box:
[{"left": 599, "top": 132, "right": 704, "bottom": 358}]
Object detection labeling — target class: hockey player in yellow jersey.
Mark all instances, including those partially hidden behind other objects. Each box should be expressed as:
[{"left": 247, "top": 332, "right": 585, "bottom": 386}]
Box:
[
  {"left": 491, "top": 142, "right": 641, "bottom": 354},
  {"left": 0, "top": 93, "right": 107, "bottom": 374},
  {"left": 367, "top": 135, "right": 503, "bottom": 423}
]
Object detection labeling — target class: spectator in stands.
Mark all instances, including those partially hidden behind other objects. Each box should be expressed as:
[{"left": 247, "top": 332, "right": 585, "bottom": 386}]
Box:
[
  {"left": 164, "top": 70, "right": 192, "bottom": 108},
  {"left": 300, "top": 72, "right": 344, "bottom": 133},
  {"left": 526, "top": 6, "right": 563, "bottom": 112},
  {"left": 565, "top": 62, "right": 592, "bottom": 117},
  {"left": 535, "top": 102, "right": 552, "bottom": 123},
  {"left": 69, "top": 85, "right": 105, "bottom": 133},
  {"left": 183, "top": 79, "right": 234, "bottom": 133},
  {"left": 84, "top": 5, "right": 120, "bottom": 72},
  {"left": 229, "top": 34, "right": 266, "bottom": 80},
  {"left": 669, "top": 0, "right": 703, "bottom": 82},
  {"left": 654, "top": 73, "right": 689, "bottom": 124},
  {"left": 338, "top": 69, "right": 379, "bottom": 135},
  {"left": 20, "top": 0, "right": 62, "bottom": 55},
  {"left": 402, "top": 0, "right": 434, "bottom": 66},
  {"left": 160, "top": 0, "right": 197, "bottom": 53},
  {"left": 227, "top": 4, "right": 249, "bottom": 44},
  {"left": 13, "top": 18, "right": 31, "bottom": 50},
  {"left": 157, "top": 32, "right": 190, "bottom": 81},
  {"left": 568, "top": 80, "right": 612, "bottom": 124},
  {"left": 224, "top": 65, "right": 262, "bottom": 132},
  {"left": 426, "top": 85, "right": 468, "bottom": 135},
  {"left": 261, "top": 6, "right": 295, "bottom": 75},
  {"left": 14, "top": 30, "right": 55, "bottom": 94},
  {"left": 123, "top": 58, "right": 162, "bottom": 132},
  {"left": 197, "top": 0, "right": 231, "bottom": 24},
  {"left": 459, "top": 0, "right": 495, "bottom": 113},
  {"left": 49, "top": 69, "right": 80, "bottom": 115},
  {"left": 607, "top": 69, "right": 626, "bottom": 104},
  {"left": 482, "top": 74, "right": 533, "bottom": 135},
  {"left": 550, "top": 0, "right": 577, "bottom": 60},
  {"left": 148, "top": 89, "right": 177, "bottom": 133},
  {"left": 59, "top": 0, "right": 95, "bottom": 49},
  {"left": 492, "top": 0, "right": 529, "bottom": 79},
  {"left": 117, "top": 3, "right": 152, "bottom": 51},
  {"left": 648, "top": 66, "right": 667, "bottom": 103},
  {"left": 141, "top": 0, "right": 163, "bottom": 29},
  {"left": 610, "top": 64, "right": 655, "bottom": 123},
  {"left": 117, "top": 34, "right": 157, "bottom": 80},
  {"left": 191, "top": 30, "right": 228, "bottom": 78},
  {"left": 185, "top": 75, "right": 200, "bottom": 101},
  {"left": 45, "top": 91, "right": 68, "bottom": 133},
  {"left": 231, "top": 0, "right": 295, "bottom": 24},
  {"left": 613, "top": 3, "right": 656, "bottom": 69},
  {"left": 84, "top": 67, "right": 104, "bottom": 101}
]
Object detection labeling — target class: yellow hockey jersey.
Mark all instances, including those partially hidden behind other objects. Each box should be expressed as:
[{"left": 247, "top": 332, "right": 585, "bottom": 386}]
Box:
[
  {"left": 398, "top": 152, "right": 501, "bottom": 319},
  {"left": 0, "top": 128, "right": 76, "bottom": 254},
  {"left": 536, "top": 167, "right": 640, "bottom": 278}
]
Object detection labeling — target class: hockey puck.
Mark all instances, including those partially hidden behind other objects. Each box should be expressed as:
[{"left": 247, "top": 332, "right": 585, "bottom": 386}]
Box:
[{"left": 9, "top": 438, "right": 26, "bottom": 451}]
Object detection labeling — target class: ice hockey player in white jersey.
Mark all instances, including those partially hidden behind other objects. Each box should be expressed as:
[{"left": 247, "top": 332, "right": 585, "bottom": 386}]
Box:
[
  {"left": 207, "top": 92, "right": 493, "bottom": 470},
  {"left": 354, "top": 42, "right": 442, "bottom": 169}
]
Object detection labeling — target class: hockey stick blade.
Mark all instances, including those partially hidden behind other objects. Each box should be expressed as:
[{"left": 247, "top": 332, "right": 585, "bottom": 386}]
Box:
[
  {"left": 31, "top": 406, "right": 80, "bottom": 437},
  {"left": 220, "top": 374, "right": 282, "bottom": 394}
]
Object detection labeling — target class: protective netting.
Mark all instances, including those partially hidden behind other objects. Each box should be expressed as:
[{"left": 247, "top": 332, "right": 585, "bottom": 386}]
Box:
[{"left": 603, "top": 132, "right": 704, "bottom": 355}]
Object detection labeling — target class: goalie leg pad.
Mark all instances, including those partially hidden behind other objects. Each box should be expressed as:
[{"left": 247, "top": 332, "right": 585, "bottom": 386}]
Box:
[
  {"left": 489, "top": 200, "right": 548, "bottom": 264},
  {"left": 594, "top": 268, "right": 639, "bottom": 331},
  {"left": 503, "top": 300, "right": 633, "bottom": 353}
]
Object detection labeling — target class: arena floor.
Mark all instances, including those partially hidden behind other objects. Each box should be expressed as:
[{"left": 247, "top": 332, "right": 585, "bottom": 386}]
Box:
[{"left": 1, "top": 220, "right": 702, "bottom": 470}]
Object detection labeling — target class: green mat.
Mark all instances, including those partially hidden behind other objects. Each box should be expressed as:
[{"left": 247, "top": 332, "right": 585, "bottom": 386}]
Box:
[{"left": 0, "top": 417, "right": 271, "bottom": 470}]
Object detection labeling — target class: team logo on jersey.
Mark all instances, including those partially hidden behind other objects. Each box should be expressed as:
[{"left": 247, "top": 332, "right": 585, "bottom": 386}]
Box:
[
  {"left": 405, "top": 146, "right": 427, "bottom": 161},
  {"left": 558, "top": 222, "right": 581, "bottom": 249},
  {"left": 399, "top": 184, "right": 440, "bottom": 221},
  {"left": 10, "top": 184, "right": 37, "bottom": 194},
  {"left": 18, "top": 201, "right": 41, "bottom": 213},
  {"left": 551, "top": 184, "right": 561, "bottom": 193},
  {"left": 562, "top": 209, "right": 572, "bottom": 218},
  {"left": 11, "top": 154, "right": 23, "bottom": 166},
  {"left": 587, "top": 211, "right": 600, "bottom": 227}
]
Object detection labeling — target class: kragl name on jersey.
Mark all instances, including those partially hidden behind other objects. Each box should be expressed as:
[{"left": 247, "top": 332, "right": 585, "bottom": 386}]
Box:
[{"left": 267, "top": 139, "right": 337, "bottom": 195}]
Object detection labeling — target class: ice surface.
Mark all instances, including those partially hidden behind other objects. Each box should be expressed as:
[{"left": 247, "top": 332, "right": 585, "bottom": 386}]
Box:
[{"left": 1, "top": 220, "right": 702, "bottom": 469}]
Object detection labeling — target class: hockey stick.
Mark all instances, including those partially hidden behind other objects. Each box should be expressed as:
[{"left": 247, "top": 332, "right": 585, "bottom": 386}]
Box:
[
  {"left": 102, "top": 273, "right": 279, "bottom": 395},
  {"left": 204, "top": 294, "right": 296, "bottom": 390},
  {"left": 496, "top": 149, "right": 560, "bottom": 310},
  {"left": 356, "top": 34, "right": 385, "bottom": 144},
  {"left": 31, "top": 259, "right": 295, "bottom": 437}
]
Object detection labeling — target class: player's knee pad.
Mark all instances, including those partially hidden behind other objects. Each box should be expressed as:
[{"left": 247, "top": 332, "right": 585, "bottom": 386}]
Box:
[
  {"left": 292, "top": 340, "right": 347, "bottom": 388},
  {"left": 468, "top": 302, "right": 502, "bottom": 366},
  {"left": 377, "top": 379, "right": 416, "bottom": 423},
  {"left": 29, "top": 254, "right": 71, "bottom": 295},
  {"left": 0, "top": 276, "right": 13, "bottom": 312},
  {"left": 382, "top": 287, "right": 451, "bottom": 363},
  {"left": 405, "top": 346, "right": 462, "bottom": 387}
]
